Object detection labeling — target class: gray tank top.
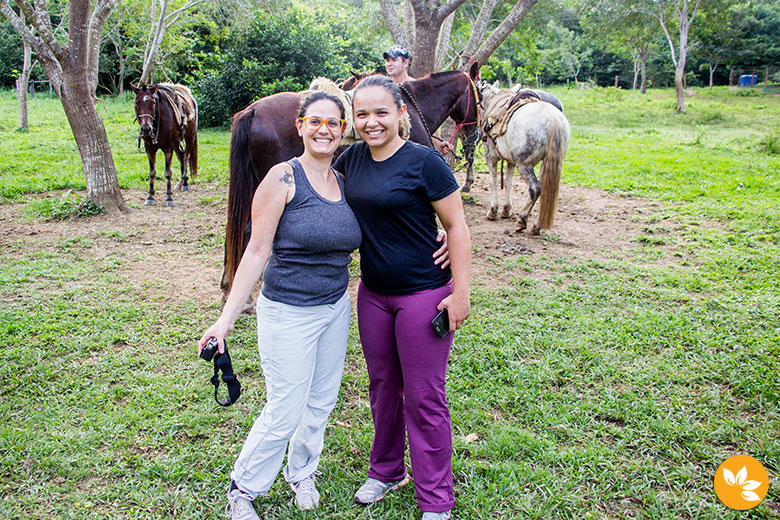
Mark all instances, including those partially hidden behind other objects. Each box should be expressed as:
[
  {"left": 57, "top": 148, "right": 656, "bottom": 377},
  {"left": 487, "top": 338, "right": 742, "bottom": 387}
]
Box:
[{"left": 261, "top": 158, "right": 362, "bottom": 306}]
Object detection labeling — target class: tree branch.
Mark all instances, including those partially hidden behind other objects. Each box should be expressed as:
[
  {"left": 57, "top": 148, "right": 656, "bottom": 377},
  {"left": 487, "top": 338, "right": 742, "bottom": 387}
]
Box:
[
  {"left": 378, "top": 0, "right": 409, "bottom": 47},
  {"left": 470, "top": 0, "right": 538, "bottom": 68}
]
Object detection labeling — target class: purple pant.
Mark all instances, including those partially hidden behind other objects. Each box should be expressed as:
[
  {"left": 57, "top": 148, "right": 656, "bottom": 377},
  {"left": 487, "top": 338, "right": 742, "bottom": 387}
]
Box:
[{"left": 357, "top": 280, "right": 455, "bottom": 513}]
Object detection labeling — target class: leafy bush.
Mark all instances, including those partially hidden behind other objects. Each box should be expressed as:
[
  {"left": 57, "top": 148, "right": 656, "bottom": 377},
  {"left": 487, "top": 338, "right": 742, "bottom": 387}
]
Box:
[
  {"left": 735, "top": 88, "right": 761, "bottom": 97},
  {"left": 24, "top": 191, "right": 106, "bottom": 220},
  {"left": 190, "top": 9, "right": 377, "bottom": 127}
]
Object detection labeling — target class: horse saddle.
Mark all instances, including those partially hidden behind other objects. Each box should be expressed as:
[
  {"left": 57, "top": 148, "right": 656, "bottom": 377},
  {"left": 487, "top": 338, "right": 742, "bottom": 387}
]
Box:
[
  {"left": 481, "top": 89, "right": 539, "bottom": 140},
  {"left": 158, "top": 84, "right": 196, "bottom": 138}
]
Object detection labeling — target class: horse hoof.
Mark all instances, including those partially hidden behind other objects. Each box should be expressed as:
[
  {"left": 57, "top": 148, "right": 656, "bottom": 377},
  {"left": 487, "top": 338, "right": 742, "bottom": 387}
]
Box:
[
  {"left": 531, "top": 225, "right": 541, "bottom": 235},
  {"left": 165, "top": 200, "right": 175, "bottom": 207},
  {"left": 180, "top": 185, "right": 189, "bottom": 192},
  {"left": 500, "top": 209, "right": 512, "bottom": 219},
  {"left": 145, "top": 199, "right": 155, "bottom": 206},
  {"left": 462, "top": 184, "right": 471, "bottom": 193},
  {"left": 516, "top": 220, "right": 527, "bottom": 232},
  {"left": 487, "top": 209, "right": 498, "bottom": 220}
]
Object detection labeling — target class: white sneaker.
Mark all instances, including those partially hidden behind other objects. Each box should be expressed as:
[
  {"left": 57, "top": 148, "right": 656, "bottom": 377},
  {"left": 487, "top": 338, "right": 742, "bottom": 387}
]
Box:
[
  {"left": 291, "top": 473, "right": 320, "bottom": 510},
  {"left": 225, "top": 488, "right": 260, "bottom": 520},
  {"left": 422, "top": 511, "right": 452, "bottom": 520},
  {"left": 354, "top": 475, "right": 411, "bottom": 504}
]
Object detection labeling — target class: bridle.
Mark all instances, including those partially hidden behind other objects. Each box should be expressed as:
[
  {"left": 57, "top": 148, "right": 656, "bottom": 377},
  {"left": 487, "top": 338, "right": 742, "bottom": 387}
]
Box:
[{"left": 134, "top": 93, "right": 160, "bottom": 146}]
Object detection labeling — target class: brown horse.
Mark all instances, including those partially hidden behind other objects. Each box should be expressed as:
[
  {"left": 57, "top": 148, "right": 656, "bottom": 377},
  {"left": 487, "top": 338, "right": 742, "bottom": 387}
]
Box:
[
  {"left": 221, "top": 63, "right": 481, "bottom": 298},
  {"left": 131, "top": 83, "right": 198, "bottom": 206}
]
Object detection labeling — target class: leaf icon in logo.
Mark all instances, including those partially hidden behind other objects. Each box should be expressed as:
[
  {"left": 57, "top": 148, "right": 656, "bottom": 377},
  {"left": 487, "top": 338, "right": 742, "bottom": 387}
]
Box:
[
  {"left": 722, "top": 466, "right": 763, "bottom": 502},
  {"left": 723, "top": 468, "right": 736, "bottom": 486},
  {"left": 736, "top": 466, "right": 747, "bottom": 486}
]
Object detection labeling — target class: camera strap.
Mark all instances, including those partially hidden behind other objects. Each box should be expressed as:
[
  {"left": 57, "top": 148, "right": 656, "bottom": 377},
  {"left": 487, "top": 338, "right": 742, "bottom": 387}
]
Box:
[{"left": 210, "top": 348, "right": 241, "bottom": 407}]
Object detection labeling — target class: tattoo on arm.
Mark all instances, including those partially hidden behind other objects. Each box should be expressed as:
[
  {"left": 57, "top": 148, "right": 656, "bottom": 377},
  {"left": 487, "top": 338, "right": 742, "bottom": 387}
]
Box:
[{"left": 279, "top": 172, "right": 294, "bottom": 186}]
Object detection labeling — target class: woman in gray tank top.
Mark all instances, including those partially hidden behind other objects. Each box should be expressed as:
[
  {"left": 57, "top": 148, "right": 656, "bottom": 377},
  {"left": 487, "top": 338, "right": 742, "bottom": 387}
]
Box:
[{"left": 198, "top": 91, "right": 361, "bottom": 520}]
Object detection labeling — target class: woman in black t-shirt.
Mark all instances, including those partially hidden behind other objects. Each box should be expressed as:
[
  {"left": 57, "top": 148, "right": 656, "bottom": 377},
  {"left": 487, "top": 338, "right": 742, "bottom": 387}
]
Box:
[{"left": 333, "top": 75, "right": 471, "bottom": 520}]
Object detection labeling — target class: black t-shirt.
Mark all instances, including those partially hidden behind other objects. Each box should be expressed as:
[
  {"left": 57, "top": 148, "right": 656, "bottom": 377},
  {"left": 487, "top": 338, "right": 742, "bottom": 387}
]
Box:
[{"left": 333, "top": 141, "right": 459, "bottom": 294}]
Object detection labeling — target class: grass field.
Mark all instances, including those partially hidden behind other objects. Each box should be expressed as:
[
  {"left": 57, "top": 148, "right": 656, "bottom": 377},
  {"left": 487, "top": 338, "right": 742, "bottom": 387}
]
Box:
[{"left": 1, "top": 86, "right": 779, "bottom": 519}]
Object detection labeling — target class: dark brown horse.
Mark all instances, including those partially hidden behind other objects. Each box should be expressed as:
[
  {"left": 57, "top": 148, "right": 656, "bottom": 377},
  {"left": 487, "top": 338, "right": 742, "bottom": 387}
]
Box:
[
  {"left": 221, "top": 63, "right": 481, "bottom": 298},
  {"left": 131, "top": 83, "right": 198, "bottom": 206}
]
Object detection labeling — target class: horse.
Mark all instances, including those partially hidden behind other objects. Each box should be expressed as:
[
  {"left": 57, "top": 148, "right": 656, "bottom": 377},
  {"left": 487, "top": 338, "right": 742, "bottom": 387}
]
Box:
[
  {"left": 479, "top": 83, "right": 570, "bottom": 234},
  {"left": 461, "top": 84, "right": 563, "bottom": 193},
  {"left": 221, "top": 64, "right": 481, "bottom": 298},
  {"left": 130, "top": 83, "right": 198, "bottom": 206}
]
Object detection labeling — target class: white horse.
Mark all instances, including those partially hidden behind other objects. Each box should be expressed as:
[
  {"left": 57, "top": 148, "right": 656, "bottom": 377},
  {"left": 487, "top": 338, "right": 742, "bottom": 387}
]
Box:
[{"left": 480, "top": 83, "right": 571, "bottom": 234}]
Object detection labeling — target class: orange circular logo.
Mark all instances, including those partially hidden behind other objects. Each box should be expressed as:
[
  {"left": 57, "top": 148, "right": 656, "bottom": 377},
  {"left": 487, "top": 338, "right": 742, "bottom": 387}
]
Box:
[{"left": 714, "top": 455, "right": 769, "bottom": 510}]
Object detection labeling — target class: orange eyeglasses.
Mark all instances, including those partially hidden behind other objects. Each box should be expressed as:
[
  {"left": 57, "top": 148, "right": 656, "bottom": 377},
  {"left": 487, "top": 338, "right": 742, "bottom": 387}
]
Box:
[{"left": 297, "top": 117, "right": 346, "bottom": 132}]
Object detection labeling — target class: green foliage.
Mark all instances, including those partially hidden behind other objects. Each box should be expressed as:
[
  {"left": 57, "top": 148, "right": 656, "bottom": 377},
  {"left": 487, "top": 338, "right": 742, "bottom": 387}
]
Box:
[
  {"left": 191, "top": 8, "right": 378, "bottom": 127},
  {"left": 23, "top": 191, "right": 105, "bottom": 220}
]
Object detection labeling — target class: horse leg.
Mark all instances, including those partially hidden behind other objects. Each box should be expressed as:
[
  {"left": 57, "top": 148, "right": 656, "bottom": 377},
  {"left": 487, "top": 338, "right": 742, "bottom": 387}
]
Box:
[
  {"left": 462, "top": 135, "right": 475, "bottom": 193},
  {"left": 175, "top": 143, "right": 189, "bottom": 192},
  {"left": 517, "top": 165, "right": 541, "bottom": 233},
  {"left": 145, "top": 145, "right": 157, "bottom": 206},
  {"left": 501, "top": 162, "right": 515, "bottom": 219},
  {"left": 485, "top": 146, "right": 500, "bottom": 220},
  {"left": 164, "top": 149, "right": 175, "bottom": 207}
]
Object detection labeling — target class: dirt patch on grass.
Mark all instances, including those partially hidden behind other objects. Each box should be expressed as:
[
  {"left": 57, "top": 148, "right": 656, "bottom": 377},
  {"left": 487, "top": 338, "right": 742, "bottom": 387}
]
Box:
[{"left": 0, "top": 174, "right": 676, "bottom": 307}]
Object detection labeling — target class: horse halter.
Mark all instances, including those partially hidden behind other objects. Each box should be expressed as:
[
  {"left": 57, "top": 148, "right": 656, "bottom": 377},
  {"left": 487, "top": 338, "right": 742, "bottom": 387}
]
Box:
[{"left": 134, "top": 93, "right": 160, "bottom": 146}]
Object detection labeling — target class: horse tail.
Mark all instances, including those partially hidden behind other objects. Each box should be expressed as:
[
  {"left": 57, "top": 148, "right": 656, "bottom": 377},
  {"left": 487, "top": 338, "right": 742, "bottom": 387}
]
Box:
[
  {"left": 189, "top": 131, "right": 198, "bottom": 179},
  {"left": 190, "top": 99, "right": 198, "bottom": 179},
  {"left": 537, "top": 118, "right": 566, "bottom": 229},
  {"left": 223, "top": 108, "right": 256, "bottom": 296}
]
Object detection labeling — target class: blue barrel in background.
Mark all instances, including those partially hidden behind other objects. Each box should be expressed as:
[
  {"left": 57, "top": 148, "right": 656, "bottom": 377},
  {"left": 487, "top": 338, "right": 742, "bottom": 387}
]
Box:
[{"left": 740, "top": 74, "right": 758, "bottom": 86}]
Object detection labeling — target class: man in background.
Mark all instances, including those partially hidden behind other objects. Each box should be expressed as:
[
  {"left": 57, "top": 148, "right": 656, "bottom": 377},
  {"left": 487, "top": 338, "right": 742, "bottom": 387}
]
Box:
[{"left": 384, "top": 45, "right": 454, "bottom": 156}]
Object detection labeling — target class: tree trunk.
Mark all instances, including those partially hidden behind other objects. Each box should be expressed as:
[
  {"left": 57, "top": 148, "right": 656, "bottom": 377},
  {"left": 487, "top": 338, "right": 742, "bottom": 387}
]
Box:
[
  {"left": 434, "top": 12, "right": 454, "bottom": 71},
  {"left": 18, "top": 39, "right": 32, "bottom": 129},
  {"left": 60, "top": 77, "right": 127, "bottom": 213},
  {"left": 140, "top": 0, "right": 169, "bottom": 85}
]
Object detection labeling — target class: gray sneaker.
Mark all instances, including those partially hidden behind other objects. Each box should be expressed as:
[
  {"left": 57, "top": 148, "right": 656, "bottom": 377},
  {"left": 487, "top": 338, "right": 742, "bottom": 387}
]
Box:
[
  {"left": 226, "top": 489, "right": 260, "bottom": 520},
  {"left": 291, "top": 473, "right": 320, "bottom": 510},
  {"left": 354, "top": 475, "right": 411, "bottom": 504},
  {"left": 422, "top": 511, "right": 452, "bottom": 520}
]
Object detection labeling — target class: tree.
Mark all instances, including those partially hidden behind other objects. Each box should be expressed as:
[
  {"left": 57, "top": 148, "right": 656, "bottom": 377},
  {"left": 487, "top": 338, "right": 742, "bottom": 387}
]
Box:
[
  {"left": 651, "top": 0, "right": 703, "bottom": 113},
  {"left": 691, "top": 0, "right": 737, "bottom": 90},
  {"left": 1, "top": 0, "right": 128, "bottom": 213},
  {"left": 378, "top": 0, "right": 540, "bottom": 76},
  {"left": 581, "top": 0, "right": 658, "bottom": 93},
  {"left": 138, "top": 0, "right": 208, "bottom": 85},
  {"left": 16, "top": 24, "right": 30, "bottom": 129}
]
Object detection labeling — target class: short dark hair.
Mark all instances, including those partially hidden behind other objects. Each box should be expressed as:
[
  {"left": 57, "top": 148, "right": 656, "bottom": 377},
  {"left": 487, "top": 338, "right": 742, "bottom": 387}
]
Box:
[
  {"left": 353, "top": 75, "right": 403, "bottom": 110},
  {"left": 297, "top": 91, "right": 345, "bottom": 119}
]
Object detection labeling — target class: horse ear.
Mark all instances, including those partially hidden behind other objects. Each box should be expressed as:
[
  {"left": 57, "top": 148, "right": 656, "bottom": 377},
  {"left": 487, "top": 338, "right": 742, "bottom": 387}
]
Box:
[
  {"left": 130, "top": 84, "right": 140, "bottom": 94},
  {"left": 351, "top": 71, "right": 360, "bottom": 79},
  {"left": 149, "top": 82, "right": 159, "bottom": 92},
  {"left": 469, "top": 61, "right": 480, "bottom": 81},
  {"left": 492, "top": 80, "right": 499, "bottom": 89}
]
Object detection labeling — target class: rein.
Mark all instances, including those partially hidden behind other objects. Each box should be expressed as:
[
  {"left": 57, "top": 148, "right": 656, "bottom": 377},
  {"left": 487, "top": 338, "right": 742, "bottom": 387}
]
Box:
[
  {"left": 399, "top": 83, "right": 434, "bottom": 144},
  {"left": 445, "top": 72, "right": 481, "bottom": 147}
]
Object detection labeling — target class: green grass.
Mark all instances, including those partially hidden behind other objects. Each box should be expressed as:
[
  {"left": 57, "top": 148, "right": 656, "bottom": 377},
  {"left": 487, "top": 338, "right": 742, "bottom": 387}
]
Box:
[
  {"left": 0, "top": 90, "right": 229, "bottom": 202},
  {"left": 1, "top": 87, "right": 779, "bottom": 519}
]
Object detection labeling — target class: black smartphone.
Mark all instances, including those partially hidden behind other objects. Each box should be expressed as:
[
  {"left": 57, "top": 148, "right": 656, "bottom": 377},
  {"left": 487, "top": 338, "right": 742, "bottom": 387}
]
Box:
[{"left": 430, "top": 308, "right": 450, "bottom": 338}]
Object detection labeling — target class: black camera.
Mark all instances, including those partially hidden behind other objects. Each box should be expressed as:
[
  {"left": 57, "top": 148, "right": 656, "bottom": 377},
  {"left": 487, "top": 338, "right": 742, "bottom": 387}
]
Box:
[{"left": 200, "top": 337, "right": 222, "bottom": 362}]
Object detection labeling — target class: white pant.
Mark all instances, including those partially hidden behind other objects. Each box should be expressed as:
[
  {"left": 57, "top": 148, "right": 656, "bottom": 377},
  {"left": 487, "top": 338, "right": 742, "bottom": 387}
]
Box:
[{"left": 231, "top": 290, "right": 350, "bottom": 497}]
